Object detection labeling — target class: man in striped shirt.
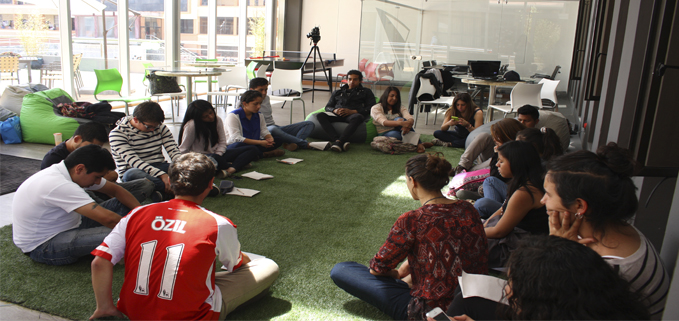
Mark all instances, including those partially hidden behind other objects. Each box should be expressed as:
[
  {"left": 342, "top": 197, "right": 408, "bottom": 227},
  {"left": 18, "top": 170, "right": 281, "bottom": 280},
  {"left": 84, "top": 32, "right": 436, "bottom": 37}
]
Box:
[{"left": 109, "top": 101, "right": 181, "bottom": 199}]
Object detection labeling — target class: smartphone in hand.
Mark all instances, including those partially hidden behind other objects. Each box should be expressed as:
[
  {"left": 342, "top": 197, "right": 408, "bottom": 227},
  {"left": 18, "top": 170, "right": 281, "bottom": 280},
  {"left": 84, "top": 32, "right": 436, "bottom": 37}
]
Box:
[{"left": 426, "top": 307, "right": 450, "bottom": 321}]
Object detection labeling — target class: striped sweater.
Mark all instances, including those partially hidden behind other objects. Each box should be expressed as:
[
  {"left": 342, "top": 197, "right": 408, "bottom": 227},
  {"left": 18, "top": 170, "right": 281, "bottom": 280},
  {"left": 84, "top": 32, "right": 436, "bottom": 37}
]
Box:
[
  {"left": 109, "top": 116, "right": 180, "bottom": 177},
  {"left": 605, "top": 228, "right": 670, "bottom": 319}
]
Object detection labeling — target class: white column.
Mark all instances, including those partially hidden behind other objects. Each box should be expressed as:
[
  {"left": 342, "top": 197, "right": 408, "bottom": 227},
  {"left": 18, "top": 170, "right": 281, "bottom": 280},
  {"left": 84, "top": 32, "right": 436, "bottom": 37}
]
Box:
[
  {"left": 238, "top": 0, "right": 247, "bottom": 62},
  {"left": 117, "top": 0, "right": 130, "bottom": 96},
  {"left": 165, "top": 0, "right": 180, "bottom": 68},
  {"left": 208, "top": 0, "right": 217, "bottom": 59},
  {"left": 265, "top": 0, "right": 273, "bottom": 53},
  {"left": 58, "top": 0, "right": 74, "bottom": 97}
]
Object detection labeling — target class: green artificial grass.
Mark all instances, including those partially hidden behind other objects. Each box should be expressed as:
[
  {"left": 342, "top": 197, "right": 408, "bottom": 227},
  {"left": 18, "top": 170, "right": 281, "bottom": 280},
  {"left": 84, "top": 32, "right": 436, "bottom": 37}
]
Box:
[{"left": 0, "top": 135, "right": 464, "bottom": 320}]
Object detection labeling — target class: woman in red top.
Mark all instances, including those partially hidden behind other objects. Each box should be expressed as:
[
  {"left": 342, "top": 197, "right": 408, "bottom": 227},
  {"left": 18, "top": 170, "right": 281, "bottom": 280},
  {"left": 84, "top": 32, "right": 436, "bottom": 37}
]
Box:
[{"left": 330, "top": 153, "right": 488, "bottom": 320}]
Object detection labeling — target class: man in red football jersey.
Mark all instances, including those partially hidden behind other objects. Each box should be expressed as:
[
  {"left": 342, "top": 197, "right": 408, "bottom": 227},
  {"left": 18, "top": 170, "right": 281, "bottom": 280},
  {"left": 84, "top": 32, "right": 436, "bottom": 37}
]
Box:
[{"left": 89, "top": 153, "right": 279, "bottom": 320}]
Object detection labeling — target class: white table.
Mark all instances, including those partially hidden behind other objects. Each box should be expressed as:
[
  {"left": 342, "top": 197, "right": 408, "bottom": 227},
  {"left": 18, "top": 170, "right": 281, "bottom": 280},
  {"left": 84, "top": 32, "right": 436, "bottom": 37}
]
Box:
[
  {"left": 18, "top": 57, "right": 38, "bottom": 83},
  {"left": 182, "top": 61, "right": 236, "bottom": 68},
  {"left": 153, "top": 69, "right": 222, "bottom": 104}
]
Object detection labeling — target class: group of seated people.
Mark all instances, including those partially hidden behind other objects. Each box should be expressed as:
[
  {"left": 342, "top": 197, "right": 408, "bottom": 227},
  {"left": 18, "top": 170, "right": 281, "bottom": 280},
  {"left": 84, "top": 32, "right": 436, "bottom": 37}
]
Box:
[
  {"left": 10, "top": 68, "right": 671, "bottom": 320},
  {"left": 332, "top": 145, "right": 670, "bottom": 320}
]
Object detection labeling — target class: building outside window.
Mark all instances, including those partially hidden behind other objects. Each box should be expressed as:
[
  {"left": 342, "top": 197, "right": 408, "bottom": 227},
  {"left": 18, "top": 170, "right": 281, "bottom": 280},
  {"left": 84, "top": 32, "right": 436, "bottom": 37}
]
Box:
[{"left": 180, "top": 19, "right": 193, "bottom": 34}]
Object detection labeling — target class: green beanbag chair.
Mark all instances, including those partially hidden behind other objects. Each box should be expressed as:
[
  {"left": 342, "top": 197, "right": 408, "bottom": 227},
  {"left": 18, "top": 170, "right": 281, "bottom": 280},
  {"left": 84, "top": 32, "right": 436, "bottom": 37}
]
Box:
[
  {"left": 20, "top": 88, "right": 90, "bottom": 144},
  {"left": 305, "top": 108, "right": 377, "bottom": 143}
]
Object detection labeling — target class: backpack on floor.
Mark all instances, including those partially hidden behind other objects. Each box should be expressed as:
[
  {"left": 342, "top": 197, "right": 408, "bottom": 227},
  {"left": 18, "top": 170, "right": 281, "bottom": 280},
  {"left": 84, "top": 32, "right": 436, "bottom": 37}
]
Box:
[
  {"left": 448, "top": 168, "right": 490, "bottom": 195},
  {"left": 370, "top": 136, "right": 418, "bottom": 155}
]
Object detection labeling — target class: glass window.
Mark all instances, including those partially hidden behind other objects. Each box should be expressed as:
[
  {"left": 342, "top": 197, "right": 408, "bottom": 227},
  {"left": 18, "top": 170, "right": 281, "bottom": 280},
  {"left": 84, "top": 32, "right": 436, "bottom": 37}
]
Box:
[
  {"left": 217, "top": 17, "right": 236, "bottom": 35},
  {"left": 199, "top": 17, "right": 207, "bottom": 34},
  {"left": 201, "top": 0, "right": 208, "bottom": 6},
  {"left": 359, "top": 0, "right": 579, "bottom": 91},
  {"left": 180, "top": 19, "right": 193, "bottom": 34},
  {"left": 181, "top": 0, "right": 188, "bottom": 12}
]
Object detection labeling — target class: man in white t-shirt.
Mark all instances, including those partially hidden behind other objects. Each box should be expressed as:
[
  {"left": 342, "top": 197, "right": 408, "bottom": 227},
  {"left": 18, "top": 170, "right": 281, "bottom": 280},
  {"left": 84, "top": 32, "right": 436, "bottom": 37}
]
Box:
[
  {"left": 90, "top": 153, "right": 279, "bottom": 320},
  {"left": 12, "top": 144, "right": 146, "bottom": 265}
]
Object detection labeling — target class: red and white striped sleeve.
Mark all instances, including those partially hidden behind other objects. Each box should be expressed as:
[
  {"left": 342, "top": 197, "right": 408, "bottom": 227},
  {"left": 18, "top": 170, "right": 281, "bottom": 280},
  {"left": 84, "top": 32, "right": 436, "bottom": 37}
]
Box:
[{"left": 91, "top": 212, "right": 135, "bottom": 264}]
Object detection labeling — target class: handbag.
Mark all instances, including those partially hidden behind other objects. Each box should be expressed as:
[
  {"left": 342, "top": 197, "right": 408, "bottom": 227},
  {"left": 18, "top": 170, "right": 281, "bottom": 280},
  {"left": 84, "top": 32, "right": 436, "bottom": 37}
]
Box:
[
  {"left": 146, "top": 71, "right": 182, "bottom": 95},
  {"left": 0, "top": 115, "right": 22, "bottom": 144},
  {"left": 370, "top": 136, "right": 418, "bottom": 155}
]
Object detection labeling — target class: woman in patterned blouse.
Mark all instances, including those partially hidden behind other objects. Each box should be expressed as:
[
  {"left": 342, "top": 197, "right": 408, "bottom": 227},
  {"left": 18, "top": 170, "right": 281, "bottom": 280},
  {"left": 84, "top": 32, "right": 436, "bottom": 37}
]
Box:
[{"left": 331, "top": 153, "right": 488, "bottom": 320}]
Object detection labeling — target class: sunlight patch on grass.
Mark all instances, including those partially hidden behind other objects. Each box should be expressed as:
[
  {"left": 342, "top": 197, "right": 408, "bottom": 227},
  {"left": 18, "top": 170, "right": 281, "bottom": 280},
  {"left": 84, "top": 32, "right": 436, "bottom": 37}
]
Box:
[{"left": 379, "top": 174, "right": 410, "bottom": 199}]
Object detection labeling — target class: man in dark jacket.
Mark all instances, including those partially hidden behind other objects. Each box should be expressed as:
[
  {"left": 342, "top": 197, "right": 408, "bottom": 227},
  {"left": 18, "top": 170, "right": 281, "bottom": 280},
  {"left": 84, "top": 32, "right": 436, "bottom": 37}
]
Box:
[{"left": 316, "top": 69, "right": 375, "bottom": 152}]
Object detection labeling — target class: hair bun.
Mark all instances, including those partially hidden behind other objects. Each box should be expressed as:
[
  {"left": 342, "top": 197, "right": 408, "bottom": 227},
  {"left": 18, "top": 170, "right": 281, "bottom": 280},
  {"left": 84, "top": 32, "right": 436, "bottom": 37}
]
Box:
[
  {"left": 596, "top": 142, "right": 637, "bottom": 177},
  {"left": 425, "top": 153, "right": 452, "bottom": 176}
]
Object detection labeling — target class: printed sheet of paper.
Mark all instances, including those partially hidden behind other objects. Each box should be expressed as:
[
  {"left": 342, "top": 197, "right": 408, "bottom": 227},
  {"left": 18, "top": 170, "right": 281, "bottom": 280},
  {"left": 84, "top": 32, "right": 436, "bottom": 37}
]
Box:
[
  {"left": 241, "top": 171, "right": 274, "bottom": 180},
  {"left": 278, "top": 158, "right": 304, "bottom": 165},
  {"left": 226, "top": 187, "right": 260, "bottom": 197},
  {"left": 401, "top": 131, "right": 421, "bottom": 145},
  {"left": 458, "top": 270, "right": 508, "bottom": 305}
]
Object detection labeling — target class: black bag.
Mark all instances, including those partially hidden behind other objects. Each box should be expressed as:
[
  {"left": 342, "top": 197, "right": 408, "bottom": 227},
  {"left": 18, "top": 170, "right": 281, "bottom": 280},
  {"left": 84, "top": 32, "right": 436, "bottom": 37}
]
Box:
[
  {"left": 146, "top": 72, "right": 182, "bottom": 95},
  {"left": 503, "top": 70, "right": 521, "bottom": 81},
  {"left": 30, "top": 58, "right": 44, "bottom": 69}
]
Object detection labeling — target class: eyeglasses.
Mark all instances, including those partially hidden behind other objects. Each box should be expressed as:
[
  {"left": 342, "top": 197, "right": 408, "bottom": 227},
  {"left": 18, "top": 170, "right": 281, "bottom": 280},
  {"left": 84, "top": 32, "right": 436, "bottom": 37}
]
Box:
[{"left": 141, "top": 122, "right": 161, "bottom": 130}]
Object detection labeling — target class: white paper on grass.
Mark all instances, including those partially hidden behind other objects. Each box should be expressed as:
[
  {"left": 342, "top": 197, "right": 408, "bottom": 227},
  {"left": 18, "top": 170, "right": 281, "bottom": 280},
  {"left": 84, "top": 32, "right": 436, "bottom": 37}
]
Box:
[
  {"left": 278, "top": 158, "right": 304, "bottom": 164},
  {"left": 458, "top": 270, "right": 509, "bottom": 305},
  {"left": 241, "top": 171, "right": 274, "bottom": 180},
  {"left": 401, "top": 131, "right": 421, "bottom": 145},
  {"left": 225, "top": 187, "right": 260, "bottom": 197}
]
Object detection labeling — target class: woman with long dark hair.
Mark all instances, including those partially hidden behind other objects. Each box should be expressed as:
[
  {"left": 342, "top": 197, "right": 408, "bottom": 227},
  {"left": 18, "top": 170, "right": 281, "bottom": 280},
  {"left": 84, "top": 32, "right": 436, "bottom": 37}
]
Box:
[
  {"left": 482, "top": 140, "right": 547, "bottom": 268},
  {"left": 371, "top": 86, "right": 432, "bottom": 152},
  {"left": 178, "top": 99, "right": 259, "bottom": 178},
  {"left": 431, "top": 93, "right": 483, "bottom": 148},
  {"left": 224, "top": 90, "right": 285, "bottom": 158},
  {"left": 447, "top": 235, "right": 650, "bottom": 320},
  {"left": 515, "top": 127, "right": 563, "bottom": 162},
  {"left": 331, "top": 153, "right": 488, "bottom": 320},
  {"left": 542, "top": 143, "right": 669, "bottom": 318}
]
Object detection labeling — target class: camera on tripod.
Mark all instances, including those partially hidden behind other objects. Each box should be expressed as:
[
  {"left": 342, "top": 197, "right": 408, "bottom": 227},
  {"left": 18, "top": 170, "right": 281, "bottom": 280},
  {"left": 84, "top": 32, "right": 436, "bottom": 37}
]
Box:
[{"left": 306, "top": 26, "right": 321, "bottom": 45}]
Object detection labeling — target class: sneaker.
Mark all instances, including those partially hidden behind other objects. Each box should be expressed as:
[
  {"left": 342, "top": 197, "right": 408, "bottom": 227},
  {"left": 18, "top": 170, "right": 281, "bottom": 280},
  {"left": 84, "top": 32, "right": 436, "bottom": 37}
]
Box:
[
  {"left": 309, "top": 141, "right": 332, "bottom": 151},
  {"left": 330, "top": 142, "right": 342, "bottom": 153},
  {"left": 151, "top": 191, "right": 164, "bottom": 203},
  {"left": 431, "top": 138, "right": 445, "bottom": 146},
  {"left": 216, "top": 169, "right": 229, "bottom": 179},
  {"left": 283, "top": 143, "right": 298, "bottom": 151},
  {"left": 342, "top": 142, "right": 351, "bottom": 152},
  {"left": 453, "top": 165, "right": 467, "bottom": 175},
  {"left": 431, "top": 138, "right": 453, "bottom": 147},
  {"left": 262, "top": 149, "right": 285, "bottom": 158},
  {"left": 244, "top": 162, "right": 254, "bottom": 169},
  {"left": 208, "top": 183, "right": 220, "bottom": 197}
]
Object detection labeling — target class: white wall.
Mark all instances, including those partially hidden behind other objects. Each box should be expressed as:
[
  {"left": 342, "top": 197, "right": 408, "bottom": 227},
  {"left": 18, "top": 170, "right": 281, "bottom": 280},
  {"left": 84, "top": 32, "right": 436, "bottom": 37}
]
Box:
[{"left": 300, "top": 0, "right": 361, "bottom": 77}]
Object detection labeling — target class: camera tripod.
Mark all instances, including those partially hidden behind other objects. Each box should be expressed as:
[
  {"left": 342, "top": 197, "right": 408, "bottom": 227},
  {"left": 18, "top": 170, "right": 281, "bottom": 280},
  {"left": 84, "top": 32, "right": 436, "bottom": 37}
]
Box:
[{"left": 302, "top": 44, "right": 330, "bottom": 103}]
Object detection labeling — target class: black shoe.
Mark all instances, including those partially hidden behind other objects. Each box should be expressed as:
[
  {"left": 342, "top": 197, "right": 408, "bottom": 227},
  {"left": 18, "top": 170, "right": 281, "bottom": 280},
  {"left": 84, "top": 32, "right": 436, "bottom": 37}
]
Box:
[
  {"left": 330, "top": 142, "right": 342, "bottom": 152},
  {"left": 208, "top": 183, "right": 220, "bottom": 197},
  {"left": 342, "top": 142, "right": 351, "bottom": 152}
]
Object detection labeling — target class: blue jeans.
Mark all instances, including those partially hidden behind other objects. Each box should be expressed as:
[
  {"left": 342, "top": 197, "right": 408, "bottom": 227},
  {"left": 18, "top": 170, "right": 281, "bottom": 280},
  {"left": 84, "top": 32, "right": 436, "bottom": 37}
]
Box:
[
  {"left": 474, "top": 176, "right": 507, "bottom": 219},
  {"left": 267, "top": 121, "right": 314, "bottom": 148},
  {"left": 207, "top": 145, "right": 259, "bottom": 172},
  {"left": 122, "top": 162, "right": 171, "bottom": 193},
  {"left": 330, "top": 261, "right": 411, "bottom": 320},
  {"left": 228, "top": 141, "right": 281, "bottom": 158},
  {"left": 380, "top": 117, "right": 406, "bottom": 140},
  {"left": 433, "top": 125, "right": 469, "bottom": 148},
  {"left": 28, "top": 178, "right": 152, "bottom": 265}
]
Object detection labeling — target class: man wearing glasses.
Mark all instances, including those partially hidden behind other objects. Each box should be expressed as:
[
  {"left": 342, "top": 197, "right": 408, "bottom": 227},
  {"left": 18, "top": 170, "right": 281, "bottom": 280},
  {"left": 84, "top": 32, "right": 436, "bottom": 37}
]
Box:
[{"left": 110, "top": 101, "right": 181, "bottom": 201}]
